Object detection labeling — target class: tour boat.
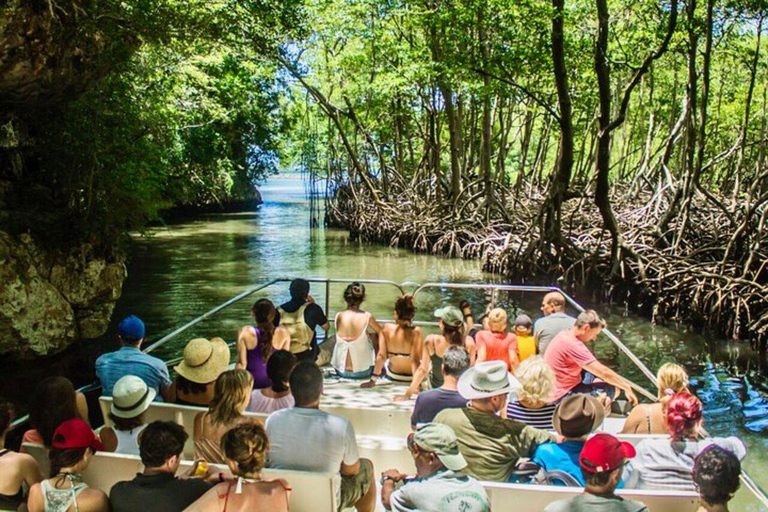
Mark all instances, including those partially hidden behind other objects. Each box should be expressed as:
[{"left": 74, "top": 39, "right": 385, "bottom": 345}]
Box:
[{"left": 10, "top": 278, "right": 768, "bottom": 511}]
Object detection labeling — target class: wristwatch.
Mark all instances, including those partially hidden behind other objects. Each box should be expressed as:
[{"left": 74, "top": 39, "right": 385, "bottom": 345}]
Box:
[{"left": 380, "top": 474, "right": 398, "bottom": 486}]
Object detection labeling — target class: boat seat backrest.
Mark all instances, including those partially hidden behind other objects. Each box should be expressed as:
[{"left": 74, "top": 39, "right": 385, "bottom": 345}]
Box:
[
  {"left": 483, "top": 481, "right": 699, "bottom": 512},
  {"left": 22, "top": 443, "right": 50, "bottom": 479},
  {"left": 319, "top": 405, "right": 413, "bottom": 438},
  {"left": 98, "top": 397, "right": 268, "bottom": 459},
  {"left": 615, "top": 433, "right": 668, "bottom": 447}
]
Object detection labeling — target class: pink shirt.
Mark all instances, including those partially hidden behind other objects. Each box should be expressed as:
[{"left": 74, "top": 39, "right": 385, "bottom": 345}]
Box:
[{"left": 544, "top": 329, "right": 597, "bottom": 401}]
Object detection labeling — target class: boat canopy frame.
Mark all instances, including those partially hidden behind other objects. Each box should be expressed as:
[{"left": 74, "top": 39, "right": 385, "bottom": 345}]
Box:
[{"left": 9, "top": 276, "right": 768, "bottom": 508}]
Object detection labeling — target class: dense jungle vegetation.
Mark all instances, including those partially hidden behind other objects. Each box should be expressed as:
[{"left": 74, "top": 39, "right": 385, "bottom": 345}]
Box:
[{"left": 2, "top": 0, "right": 768, "bottom": 347}]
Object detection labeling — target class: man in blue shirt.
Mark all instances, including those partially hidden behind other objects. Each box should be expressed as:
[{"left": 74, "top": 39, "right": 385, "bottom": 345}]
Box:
[
  {"left": 95, "top": 315, "right": 172, "bottom": 401},
  {"left": 531, "top": 394, "right": 605, "bottom": 486}
]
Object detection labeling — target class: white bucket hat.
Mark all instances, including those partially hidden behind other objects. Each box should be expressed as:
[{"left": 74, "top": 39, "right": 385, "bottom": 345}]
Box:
[
  {"left": 111, "top": 375, "right": 156, "bottom": 418},
  {"left": 457, "top": 360, "right": 521, "bottom": 400}
]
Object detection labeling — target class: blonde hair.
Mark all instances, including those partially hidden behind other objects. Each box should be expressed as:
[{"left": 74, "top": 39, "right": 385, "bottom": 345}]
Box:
[
  {"left": 657, "top": 362, "right": 689, "bottom": 410},
  {"left": 515, "top": 356, "right": 554, "bottom": 403},
  {"left": 209, "top": 369, "right": 253, "bottom": 426},
  {"left": 487, "top": 308, "right": 508, "bottom": 331},
  {"left": 221, "top": 423, "right": 269, "bottom": 475}
]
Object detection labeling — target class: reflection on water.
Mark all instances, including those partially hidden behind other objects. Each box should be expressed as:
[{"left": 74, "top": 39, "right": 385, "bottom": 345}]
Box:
[{"left": 110, "top": 176, "right": 768, "bottom": 507}]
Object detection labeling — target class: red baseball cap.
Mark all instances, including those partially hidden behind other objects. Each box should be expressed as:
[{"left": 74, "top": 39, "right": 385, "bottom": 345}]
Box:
[
  {"left": 579, "top": 433, "right": 636, "bottom": 473},
  {"left": 52, "top": 419, "right": 104, "bottom": 451}
]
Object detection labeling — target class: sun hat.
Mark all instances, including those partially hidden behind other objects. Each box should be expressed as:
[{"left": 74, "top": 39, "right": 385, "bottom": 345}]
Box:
[
  {"left": 434, "top": 306, "right": 464, "bottom": 328},
  {"left": 175, "top": 337, "right": 231, "bottom": 384},
  {"left": 514, "top": 314, "right": 533, "bottom": 328},
  {"left": 553, "top": 394, "right": 605, "bottom": 438},
  {"left": 52, "top": 418, "right": 104, "bottom": 451},
  {"left": 487, "top": 308, "right": 508, "bottom": 329},
  {"left": 111, "top": 375, "right": 156, "bottom": 419},
  {"left": 412, "top": 423, "right": 467, "bottom": 471},
  {"left": 579, "top": 433, "right": 636, "bottom": 473},
  {"left": 457, "top": 360, "right": 521, "bottom": 400},
  {"left": 119, "top": 315, "right": 145, "bottom": 341}
]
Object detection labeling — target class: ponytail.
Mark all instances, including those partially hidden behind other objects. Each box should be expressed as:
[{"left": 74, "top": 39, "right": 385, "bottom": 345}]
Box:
[
  {"left": 252, "top": 299, "right": 276, "bottom": 361},
  {"left": 442, "top": 323, "right": 464, "bottom": 347}
]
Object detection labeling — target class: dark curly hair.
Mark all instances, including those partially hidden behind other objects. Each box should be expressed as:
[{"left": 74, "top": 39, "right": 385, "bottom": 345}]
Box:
[
  {"left": 693, "top": 445, "right": 741, "bottom": 505},
  {"left": 138, "top": 421, "right": 187, "bottom": 468},
  {"left": 343, "top": 282, "right": 366, "bottom": 308},
  {"left": 394, "top": 295, "right": 416, "bottom": 322}
]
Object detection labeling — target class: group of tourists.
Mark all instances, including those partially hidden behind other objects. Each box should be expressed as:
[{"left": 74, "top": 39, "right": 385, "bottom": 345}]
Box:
[{"left": 0, "top": 279, "right": 749, "bottom": 512}]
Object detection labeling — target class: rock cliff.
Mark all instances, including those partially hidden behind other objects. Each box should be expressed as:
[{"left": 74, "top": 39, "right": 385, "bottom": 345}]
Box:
[{"left": 0, "top": 231, "right": 126, "bottom": 358}]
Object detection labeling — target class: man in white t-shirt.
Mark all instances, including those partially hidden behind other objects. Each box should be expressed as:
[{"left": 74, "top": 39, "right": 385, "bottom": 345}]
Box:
[{"left": 265, "top": 361, "right": 376, "bottom": 512}]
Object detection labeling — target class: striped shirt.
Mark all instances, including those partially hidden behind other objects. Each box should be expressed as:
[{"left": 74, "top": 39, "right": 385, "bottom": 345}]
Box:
[
  {"left": 95, "top": 346, "right": 171, "bottom": 401},
  {"left": 506, "top": 401, "right": 557, "bottom": 430}
]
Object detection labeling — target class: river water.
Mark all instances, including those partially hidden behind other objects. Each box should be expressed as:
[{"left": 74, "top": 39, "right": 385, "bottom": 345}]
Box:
[{"left": 104, "top": 176, "right": 767, "bottom": 508}]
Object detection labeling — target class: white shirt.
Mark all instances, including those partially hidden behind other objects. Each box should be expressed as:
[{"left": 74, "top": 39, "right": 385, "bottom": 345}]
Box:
[
  {"left": 265, "top": 407, "right": 359, "bottom": 503},
  {"left": 246, "top": 389, "right": 294, "bottom": 414}
]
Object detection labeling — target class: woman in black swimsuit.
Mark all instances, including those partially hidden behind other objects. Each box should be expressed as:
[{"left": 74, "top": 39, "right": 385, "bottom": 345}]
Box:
[{"left": 0, "top": 403, "right": 43, "bottom": 511}]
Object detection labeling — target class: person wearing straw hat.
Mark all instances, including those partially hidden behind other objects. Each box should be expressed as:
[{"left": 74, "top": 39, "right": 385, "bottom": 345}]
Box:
[
  {"left": 544, "top": 433, "right": 647, "bottom": 512},
  {"left": 380, "top": 423, "right": 490, "bottom": 512},
  {"left": 531, "top": 394, "right": 606, "bottom": 486},
  {"left": 434, "top": 361, "right": 553, "bottom": 482},
  {"left": 99, "top": 375, "right": 156, "bottom": 455},
  {"left": 171, "top": 338, "right": 231, "bottom": 406}
]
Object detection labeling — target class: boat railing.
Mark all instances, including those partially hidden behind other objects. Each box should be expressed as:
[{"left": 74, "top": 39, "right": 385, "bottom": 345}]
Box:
[{"left": 7, "top": 277, "right": 768, "bottom": 509}]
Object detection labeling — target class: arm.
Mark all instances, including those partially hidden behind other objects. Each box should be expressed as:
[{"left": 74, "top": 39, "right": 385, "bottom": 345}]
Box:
[
  {"left": 465, "top": 337, "right": 477, "bottom": 366},
  {"left": 76, "top": 392, "right": 90, "bottom": 426},
  {"left": 27, "top": 483, "right": 43, "bottom": 512},
  {"left": 21, "top": 454, "right": 43, "bottom": 488},
  {"left": 476, "top": 342, "right": 487, "bottom": 364},
  {"left": 380, "top": 469, "right": 407, "bottom": 510},
  {"left": 161, "top": 382, "right": 176, "bottom": 403},
  {"left": 368, "top": 315, "right": 384, "bottom": 336},
  {"left": 235, "top": 327, "right": 250, "bottom": 369},
  {"left": 99, "top": 427, "right": 118, "bottom": 452},
  {"left": 582, "top": 360, "right": 639, "bottom": 406},
  {"left": 410, "top": 328, "right": 423, "bottom": 377},
  {"left": 396, "top": 336, "right": 430, "bottom": 401},
  {"left": 508, "top": 345, "right": 520, "bottom": 372},
  {"left": 371, "top": 328, "right": 388, "bottom": 377}
]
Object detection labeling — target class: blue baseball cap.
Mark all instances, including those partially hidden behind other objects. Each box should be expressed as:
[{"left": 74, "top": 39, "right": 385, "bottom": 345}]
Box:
[{"left": 118, "top": 315, "right": 145, "bottom": 341}]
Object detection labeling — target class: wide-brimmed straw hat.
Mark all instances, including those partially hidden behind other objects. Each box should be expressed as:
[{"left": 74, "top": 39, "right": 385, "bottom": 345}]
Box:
[
  {"left": 552, "top": 394, "right": 605, "bottom": 438},
  {"left": 111, "top": 375, "right": 156, "bottom": 419},
  {"left": 457, "top": 361, "right": 521, "bottom": 400},
  {"left": 175, "top": 337, "right": 230, "bottom": 384}
]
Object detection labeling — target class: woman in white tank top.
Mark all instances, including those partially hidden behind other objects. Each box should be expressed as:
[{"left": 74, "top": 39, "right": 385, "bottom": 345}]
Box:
[
  {"left": 330, "top": 283, "right": 383, "bottom": 379},
  {"left": 98, "top": 376, "right": 154, "bottom": 455}
]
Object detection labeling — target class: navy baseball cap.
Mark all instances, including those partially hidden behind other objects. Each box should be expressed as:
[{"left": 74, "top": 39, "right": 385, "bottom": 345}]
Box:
[{"left": 119, "top": 315, "right": 145, "bottom": 341}]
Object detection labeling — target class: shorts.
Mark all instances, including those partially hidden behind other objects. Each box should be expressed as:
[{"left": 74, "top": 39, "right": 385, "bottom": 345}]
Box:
[
  {"left": 339, "top": 458, "right": 373, "bottom": 510},
  {"left": 336, "top": 366, "right": 374, "bottom": 379},
  {"left": 564, "top": 370, "right": 617, "bottom": 400}
]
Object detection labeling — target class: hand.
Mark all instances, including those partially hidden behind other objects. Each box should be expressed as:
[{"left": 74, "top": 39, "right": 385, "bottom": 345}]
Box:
[
  {"left": 624, "top": 387, "right": 639, "bottom": 407},
  {"left": 361, "top": 379, "right": 376, "bottom": 389},
  {"left": 393, "top": 393, "right": 411, "bottom": 402},
  {"left": 186, "top": 459, "right": 211, "bottom": 479},
  {"left": 382, "top": 469, "right": 407, "bottom": 482}
]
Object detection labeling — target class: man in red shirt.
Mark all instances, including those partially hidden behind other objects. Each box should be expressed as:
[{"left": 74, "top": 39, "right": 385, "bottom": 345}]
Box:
[{"left": 544, "top": 310, "right": 638, "bottom": 406}]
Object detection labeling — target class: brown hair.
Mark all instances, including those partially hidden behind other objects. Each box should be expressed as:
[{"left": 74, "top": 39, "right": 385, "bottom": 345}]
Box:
[
  {"left": 343, "top": 282, "right": 366, "bottom": 308},
  {"left": 441, "top": 322, "right": 464, "bottom": 347},
  {"left": 252, "top": 298, "right": 277, "bottom": 361},
  {"left": 49, "top": 447, "right": 90, "bottom": 477},
  {"left": 221, "top": 423, "right": 269, "bottom": 475},
  {"left": 29, "top": 377, "right": 80, "bottom": 447},
  {"left": 394, "top": 295, "right": 416, "bottom": 322},
  {"left": 209, "top": 370, "right": 253, "bottom": 426},
  {"left": 108, "top": 411, "right": 144, "bottom": 432}
]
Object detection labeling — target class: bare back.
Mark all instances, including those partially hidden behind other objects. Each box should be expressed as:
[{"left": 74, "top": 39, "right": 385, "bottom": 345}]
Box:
[
  {"left": 335, "top": 309, "right": 373, "bottom": 339},
  {"left": 194, "top": 412, "right": 262, "bottom": 463},
  {"left": 187, "top": 479, "right": 290, "bottom": 512},
  {"left": 0, "top": 450, "right": 41, "bottom": 498},
  {"left": 382, "top": 324, "right": 422, "bottom": 375},
  {"left": 620, "top": 402, "right": 668, "bottom": 434}
]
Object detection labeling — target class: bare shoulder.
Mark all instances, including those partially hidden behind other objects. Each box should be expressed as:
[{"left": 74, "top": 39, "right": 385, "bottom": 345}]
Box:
[{"left": 80, "top": 487, "right": 110, "bottom": 511}]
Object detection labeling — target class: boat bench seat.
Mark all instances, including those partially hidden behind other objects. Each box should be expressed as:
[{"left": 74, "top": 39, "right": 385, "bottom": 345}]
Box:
[
  {"left": 98, "top": 397, "right": 268, "bottom": 459},
  {"left": 98, "top": 397, "right": 414, "bottom": 456},
  {"left": 24, "top": 444, "right": 701, "bottom": 512},
  {"left": 484, "top": 481, "right": 699, "bottom": 511}
]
